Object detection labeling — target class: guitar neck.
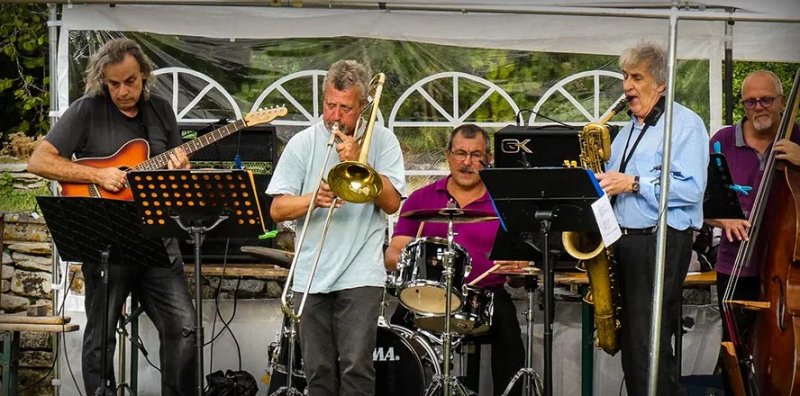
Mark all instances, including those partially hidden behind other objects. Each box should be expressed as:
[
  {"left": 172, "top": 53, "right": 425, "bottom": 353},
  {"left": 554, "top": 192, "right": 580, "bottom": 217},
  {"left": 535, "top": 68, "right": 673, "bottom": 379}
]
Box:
[{"left": 135, "top": 119, "right": 249, "bottom": 171}]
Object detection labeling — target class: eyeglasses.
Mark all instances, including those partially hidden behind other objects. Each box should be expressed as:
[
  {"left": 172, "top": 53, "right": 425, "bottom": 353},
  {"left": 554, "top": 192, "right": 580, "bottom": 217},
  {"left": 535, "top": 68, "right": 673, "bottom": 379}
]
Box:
[
  {"left": 449, "top": 150, "right": 484, "bottom": 162},
  {"left": 742, "top": 97, "right": 776, "bottom": 109}
]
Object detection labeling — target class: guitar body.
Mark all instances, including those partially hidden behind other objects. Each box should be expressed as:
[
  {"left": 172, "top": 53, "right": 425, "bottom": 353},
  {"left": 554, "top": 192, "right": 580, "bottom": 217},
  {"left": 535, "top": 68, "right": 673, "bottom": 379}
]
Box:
[
  {"left": 59, "top": 138, "right": 150, "bottom": 201},
  {"left": 56, "top": 107, "right": 287, "bottom": 201}
]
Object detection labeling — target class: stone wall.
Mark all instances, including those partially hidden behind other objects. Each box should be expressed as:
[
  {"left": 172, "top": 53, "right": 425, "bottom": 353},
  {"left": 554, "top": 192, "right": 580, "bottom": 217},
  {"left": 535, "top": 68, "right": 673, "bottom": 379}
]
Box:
[
  {"left": 2, "top": 162, "right": 287, "bottom": 394},
  {"left": 2, "top": 212, "right": 58, "bottom": 396}
]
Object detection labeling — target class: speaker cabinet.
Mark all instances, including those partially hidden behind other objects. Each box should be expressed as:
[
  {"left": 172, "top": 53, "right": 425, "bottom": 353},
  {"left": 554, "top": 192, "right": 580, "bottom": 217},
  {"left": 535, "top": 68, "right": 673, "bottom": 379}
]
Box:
[
  {"left": 493, "top": 124, "right": 581, "bottom": 169},
  {"left": 179, "top": 121, "right": 277, "bottom": 263}
]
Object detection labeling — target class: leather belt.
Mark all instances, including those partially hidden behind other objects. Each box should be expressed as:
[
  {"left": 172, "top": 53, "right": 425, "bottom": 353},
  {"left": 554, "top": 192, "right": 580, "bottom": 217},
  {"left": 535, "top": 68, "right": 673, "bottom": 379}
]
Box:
[{"left": 619, "top": 226, "right": 658, "bottom": 235}]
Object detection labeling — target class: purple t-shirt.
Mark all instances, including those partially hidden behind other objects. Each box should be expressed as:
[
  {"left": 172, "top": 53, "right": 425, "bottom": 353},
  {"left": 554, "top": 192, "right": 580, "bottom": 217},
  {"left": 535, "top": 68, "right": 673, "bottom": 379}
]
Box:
[
  {"left": 710, "top": 122, "right": 800, "bottom": 276},
  {"left": 393, "top": 176, "right": 503, "bottom": 288}
]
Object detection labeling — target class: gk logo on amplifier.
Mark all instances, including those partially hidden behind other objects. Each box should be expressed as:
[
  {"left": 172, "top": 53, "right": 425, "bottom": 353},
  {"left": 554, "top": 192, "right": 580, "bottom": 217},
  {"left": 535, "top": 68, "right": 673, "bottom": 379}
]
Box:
[{"left": 501, "top": 138, "right": 532, "bottom": 154}]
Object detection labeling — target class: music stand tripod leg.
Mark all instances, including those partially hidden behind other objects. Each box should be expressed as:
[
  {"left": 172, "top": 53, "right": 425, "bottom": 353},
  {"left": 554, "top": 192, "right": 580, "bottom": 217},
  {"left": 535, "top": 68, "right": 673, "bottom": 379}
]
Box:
[
  {"left": 501, "top": 271, "right": 543, "bottom": 396},
  {"left": 97, "top": 247, "right": 116, "bottom": 396}
]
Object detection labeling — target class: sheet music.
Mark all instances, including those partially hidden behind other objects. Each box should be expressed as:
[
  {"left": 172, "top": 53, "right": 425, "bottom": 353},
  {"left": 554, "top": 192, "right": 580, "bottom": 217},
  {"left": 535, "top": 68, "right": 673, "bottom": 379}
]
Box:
[{"left": 591, "top": 194, "right": 622, "bottom": 246}]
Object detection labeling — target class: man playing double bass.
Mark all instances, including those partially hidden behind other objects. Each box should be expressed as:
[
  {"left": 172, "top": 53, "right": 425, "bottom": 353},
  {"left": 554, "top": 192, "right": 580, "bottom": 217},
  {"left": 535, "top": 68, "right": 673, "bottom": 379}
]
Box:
[{"left": 705, "top": 70, "right": 800, "bottom": 393}]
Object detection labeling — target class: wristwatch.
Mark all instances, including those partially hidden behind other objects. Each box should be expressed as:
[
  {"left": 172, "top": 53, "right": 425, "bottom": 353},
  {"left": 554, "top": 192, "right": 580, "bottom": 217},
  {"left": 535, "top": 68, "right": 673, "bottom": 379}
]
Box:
[{"left": 631, "top": 176, "right": 640, "bottom": 194}]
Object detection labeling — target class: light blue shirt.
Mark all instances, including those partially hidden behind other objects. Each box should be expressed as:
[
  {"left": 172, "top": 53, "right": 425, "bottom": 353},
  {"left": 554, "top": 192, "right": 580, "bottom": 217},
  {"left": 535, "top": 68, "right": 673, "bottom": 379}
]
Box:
[
  {"left": 606, "top": 100, "right": 709, "bottom": 230},
  {"left": 266, "top": 120, "right": 406, "bottom": 293}
]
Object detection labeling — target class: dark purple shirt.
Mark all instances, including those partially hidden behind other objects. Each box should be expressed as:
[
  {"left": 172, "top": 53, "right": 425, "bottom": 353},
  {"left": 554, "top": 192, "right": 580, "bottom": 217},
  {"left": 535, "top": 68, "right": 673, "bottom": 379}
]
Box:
[
  {"left": 393, "top": 176, "right": 503, "bottom": 288},
  {"left": 710, "top": 122, "right": 800, "bottom": 276}
]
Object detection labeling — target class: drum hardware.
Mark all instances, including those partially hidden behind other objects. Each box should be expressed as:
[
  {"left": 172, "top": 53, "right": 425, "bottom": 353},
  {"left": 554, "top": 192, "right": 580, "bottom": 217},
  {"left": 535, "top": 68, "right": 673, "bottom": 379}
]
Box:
[
  {"left": 501, "top": 260, "right": 546, "bottom": 396},
  {"left": 419, "top": 206, "right": 474, "bottom": 396}
]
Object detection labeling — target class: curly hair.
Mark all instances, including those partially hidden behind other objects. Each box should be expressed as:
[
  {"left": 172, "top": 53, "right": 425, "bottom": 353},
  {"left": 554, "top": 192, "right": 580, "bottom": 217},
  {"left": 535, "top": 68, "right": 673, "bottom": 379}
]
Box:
[
  {"left": 83, "top": 38, "right": 155, "bottom": 100},
  {"left": 619, "top": 41, "right": 668, "bottom": 87},
  {"left": 323, "top": 60, "right": 372, "bottom": 104}
]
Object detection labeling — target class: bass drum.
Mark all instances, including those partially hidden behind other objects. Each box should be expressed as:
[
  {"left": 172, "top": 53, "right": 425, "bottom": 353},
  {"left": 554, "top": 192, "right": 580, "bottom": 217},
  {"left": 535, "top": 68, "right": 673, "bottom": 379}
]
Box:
[
  {"left": 375, "top": 324, "right": 441, "bottom": 396},
  {"left": 267, "top": 324, "right": 440, "bottom": 395}
]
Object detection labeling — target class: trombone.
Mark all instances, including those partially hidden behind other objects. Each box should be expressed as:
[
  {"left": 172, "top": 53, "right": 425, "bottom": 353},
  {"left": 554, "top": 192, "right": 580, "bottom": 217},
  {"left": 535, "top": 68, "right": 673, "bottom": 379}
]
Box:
[{"left": 280, "top": 72, "right": 387, "bottom": 321}]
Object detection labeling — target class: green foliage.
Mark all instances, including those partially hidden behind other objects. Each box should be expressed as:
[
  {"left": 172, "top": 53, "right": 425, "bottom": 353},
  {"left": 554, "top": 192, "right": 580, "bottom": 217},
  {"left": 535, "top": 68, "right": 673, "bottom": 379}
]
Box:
[
  {"left": 0, "top": 4, "right": 50, "bottom": 144},
  {"left": 0, "top": 171, "right": 50, "bottom": 213}
]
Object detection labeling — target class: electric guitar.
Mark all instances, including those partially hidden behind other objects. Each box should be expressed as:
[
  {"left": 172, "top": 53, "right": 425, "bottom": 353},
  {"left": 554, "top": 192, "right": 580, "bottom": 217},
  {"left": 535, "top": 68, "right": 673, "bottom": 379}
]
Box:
[{"left": 59, "top": 106, "right": 288, "bottom": 201}]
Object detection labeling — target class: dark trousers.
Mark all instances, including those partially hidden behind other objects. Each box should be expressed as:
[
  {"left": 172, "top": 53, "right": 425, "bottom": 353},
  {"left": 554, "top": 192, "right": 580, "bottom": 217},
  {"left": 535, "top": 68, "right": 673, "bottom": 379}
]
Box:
[
  {"left": 295, "top": 286, "right": 383, "bottom": 396},
  {"left": 81, "top": 255, "right": 197, "bottom": 396},
  {"left": 716, "top": 272, "right": 759, "bottom": 344},
  {"left": 392, "top": 286, "right": 524, "bottom": 396},
  {"left": 617, "top": 227, "right": 693, "bottom": 396}
]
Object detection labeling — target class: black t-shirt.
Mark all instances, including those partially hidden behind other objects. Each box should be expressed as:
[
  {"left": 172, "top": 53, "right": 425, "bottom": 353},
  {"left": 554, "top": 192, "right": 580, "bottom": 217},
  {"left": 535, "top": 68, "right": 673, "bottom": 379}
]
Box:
[
  {"left": 46, "top": 93, "right": 184, "bottom": 270},
  {"left": 46, "top": 93, "right": 180, "bottom": 159}
]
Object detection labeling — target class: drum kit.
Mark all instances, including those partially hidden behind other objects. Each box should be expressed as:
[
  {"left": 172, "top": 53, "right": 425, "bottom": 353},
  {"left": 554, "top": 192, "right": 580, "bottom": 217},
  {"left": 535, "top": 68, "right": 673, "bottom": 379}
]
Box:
[{"left": 266, "top": 206, "right": 543, "bottom": 395}]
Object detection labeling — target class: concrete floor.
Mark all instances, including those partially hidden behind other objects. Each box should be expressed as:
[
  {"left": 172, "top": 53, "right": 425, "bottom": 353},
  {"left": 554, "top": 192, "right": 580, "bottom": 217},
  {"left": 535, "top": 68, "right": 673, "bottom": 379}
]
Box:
[{"left": 55, "top": 292, "right": 721, "bottom": 395}]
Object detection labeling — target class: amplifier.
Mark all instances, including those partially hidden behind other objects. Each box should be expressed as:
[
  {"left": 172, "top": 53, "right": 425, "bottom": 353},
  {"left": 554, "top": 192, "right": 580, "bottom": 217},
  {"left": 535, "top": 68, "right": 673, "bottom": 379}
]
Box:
[
  {"left": 178, "top": 121, "right": 277, "bottom": 263},
  {"left": 493, "top": 124, "right": 581, "bottom": 168}
]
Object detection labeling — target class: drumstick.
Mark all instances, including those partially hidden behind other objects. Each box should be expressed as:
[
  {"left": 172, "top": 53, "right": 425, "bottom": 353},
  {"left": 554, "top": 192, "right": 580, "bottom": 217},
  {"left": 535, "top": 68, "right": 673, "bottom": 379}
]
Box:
[
  {"left": 468, "top": 263, "right": 502, "bottom": 286},
  {"left": 415, "top": 221, "right": 425, "bottom": 238}
]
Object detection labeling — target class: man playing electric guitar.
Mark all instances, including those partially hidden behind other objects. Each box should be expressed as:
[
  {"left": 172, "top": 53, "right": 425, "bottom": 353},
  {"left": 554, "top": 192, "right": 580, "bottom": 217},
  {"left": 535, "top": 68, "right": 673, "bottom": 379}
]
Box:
[{"left": 28, "top": 38, "right": 197, "bottom": 395}]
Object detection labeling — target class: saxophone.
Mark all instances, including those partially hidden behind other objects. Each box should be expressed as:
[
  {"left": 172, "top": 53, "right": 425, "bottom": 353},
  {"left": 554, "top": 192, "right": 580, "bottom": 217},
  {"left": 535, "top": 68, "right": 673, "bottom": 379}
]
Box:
[{"left": 562, "top": 98, "right": 627, "bottom": 355}]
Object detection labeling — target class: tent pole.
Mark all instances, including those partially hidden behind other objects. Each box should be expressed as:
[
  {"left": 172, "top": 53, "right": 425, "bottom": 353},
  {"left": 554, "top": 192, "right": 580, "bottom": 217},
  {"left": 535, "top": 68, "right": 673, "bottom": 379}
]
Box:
[
  {"left": 724, "top": 14, "right": 735, "bottom": 126},
  {"left": 647, "top": 1, "right": 679, "bottom": 395}
]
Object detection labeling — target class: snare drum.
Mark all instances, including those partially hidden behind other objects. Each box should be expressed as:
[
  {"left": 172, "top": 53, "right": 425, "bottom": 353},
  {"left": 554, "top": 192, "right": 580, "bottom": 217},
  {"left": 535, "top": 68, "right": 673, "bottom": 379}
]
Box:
[
  {"left": 414, "top": 286, "right": 494, "bottom": 335},
  {"left": 396, "top": 237, "right": 472, "bottom": 315}
]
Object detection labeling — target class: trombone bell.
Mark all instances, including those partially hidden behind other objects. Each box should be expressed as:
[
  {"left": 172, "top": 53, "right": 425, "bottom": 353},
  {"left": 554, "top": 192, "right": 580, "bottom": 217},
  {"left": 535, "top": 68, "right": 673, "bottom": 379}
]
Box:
[{"left": 328, "top": 161, "right": 383, "bottom": 203}]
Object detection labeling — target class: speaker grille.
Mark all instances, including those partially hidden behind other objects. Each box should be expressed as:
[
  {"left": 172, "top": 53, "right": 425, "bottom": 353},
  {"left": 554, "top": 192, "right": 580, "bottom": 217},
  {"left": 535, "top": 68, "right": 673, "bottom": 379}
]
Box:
[{"left": 179, "top": 121, "right": 277, "bottom": 263}]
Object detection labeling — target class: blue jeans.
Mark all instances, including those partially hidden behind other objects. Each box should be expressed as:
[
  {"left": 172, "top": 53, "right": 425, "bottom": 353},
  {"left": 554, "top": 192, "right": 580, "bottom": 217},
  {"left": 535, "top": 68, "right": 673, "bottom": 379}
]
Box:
[
  {"left": 295, "top": 286, "right": 382, "bottom": 396},
  {"left": 81, "top": 244, "right": 196, "bottom": 396}
]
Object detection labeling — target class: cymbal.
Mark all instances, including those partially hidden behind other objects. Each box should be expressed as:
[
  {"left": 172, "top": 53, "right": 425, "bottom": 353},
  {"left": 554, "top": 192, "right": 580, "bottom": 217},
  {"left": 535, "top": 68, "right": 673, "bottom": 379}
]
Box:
[
  {"left": 493, "top": 266, "right": 541, "bottom": 277},
  {"left": 240, "top": 246, "right": 294, "bottom": 267},
  {"left": 401, "top": 208, "right": 497, "bottom": 224}
]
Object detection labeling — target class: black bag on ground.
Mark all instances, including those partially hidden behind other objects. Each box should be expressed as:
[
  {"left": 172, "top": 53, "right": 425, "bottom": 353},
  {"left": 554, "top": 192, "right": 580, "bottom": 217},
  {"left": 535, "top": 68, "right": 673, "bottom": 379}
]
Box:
[{"left": 204, "top": 369, "right": 258, "bottom": 396}]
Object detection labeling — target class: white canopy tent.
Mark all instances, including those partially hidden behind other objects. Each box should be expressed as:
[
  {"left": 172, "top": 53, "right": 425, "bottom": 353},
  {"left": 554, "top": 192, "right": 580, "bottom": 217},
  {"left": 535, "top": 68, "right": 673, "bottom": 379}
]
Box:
[
  {"left": 47, "top": 2, "right": 799, "bottom": 395},
  {"left": 54, "top": 0, "right": 800, "bottom": 134}
]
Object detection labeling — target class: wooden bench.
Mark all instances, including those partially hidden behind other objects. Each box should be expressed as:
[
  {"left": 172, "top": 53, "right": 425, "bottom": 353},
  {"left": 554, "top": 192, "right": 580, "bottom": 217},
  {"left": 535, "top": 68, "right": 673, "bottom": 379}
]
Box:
[{"left": 0, "top": 315, "right": 79, "bottom": 396}]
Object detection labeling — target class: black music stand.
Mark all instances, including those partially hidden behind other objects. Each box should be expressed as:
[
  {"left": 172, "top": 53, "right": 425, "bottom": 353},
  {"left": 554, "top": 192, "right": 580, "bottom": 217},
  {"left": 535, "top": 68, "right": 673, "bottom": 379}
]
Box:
[
  {"left": 36, "top": 196, "right": 170, "bottom": 396},
  {"left": 127, "top": 169, "right": 267, "bottom": 396},
  {"left": 704, "top": 153, "right": 746, "bottom": 220},
  {"left": 481, "top": 167, "right": 603, "bottom": 396}
]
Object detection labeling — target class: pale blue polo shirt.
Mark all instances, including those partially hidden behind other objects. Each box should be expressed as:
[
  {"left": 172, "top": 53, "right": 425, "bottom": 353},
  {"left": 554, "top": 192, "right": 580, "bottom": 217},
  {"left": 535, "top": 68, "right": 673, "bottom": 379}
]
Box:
[{"left": 266, "top": 121, "right": 406, "bottom": 293}]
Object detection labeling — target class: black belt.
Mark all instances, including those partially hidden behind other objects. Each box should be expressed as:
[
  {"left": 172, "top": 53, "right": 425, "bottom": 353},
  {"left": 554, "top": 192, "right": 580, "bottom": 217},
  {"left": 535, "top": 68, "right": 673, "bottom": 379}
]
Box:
[{"left": 619, "top": 226, "right": 658, "bottom": 235}]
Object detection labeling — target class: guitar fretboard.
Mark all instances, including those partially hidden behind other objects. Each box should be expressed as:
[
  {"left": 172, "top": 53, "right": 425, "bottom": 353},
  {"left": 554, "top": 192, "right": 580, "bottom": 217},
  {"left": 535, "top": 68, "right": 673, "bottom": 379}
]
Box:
[{"left": 135, "top": 119, "right": 248, "bottom": 171}]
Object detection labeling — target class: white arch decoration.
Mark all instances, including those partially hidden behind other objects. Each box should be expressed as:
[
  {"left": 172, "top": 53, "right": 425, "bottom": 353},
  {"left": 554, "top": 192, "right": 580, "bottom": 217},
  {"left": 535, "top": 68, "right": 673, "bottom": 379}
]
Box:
[
  {"left": 251, "top": 70, "right": 385, "bottom": 129},
  {"left": 388, "top": 71, "right": 520, "bottom": 130},
  {"left": 153, "top": 67, "right": 241, "bottom": 123},
  {"left": 528, "top": 70, "right": 625, "bottom": 126}
]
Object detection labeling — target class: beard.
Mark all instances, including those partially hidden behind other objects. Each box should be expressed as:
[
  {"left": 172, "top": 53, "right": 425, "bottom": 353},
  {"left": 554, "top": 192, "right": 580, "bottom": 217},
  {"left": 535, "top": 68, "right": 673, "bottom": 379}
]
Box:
[{"left": 752, "top": 115, "right": 774, "bottom": 132}]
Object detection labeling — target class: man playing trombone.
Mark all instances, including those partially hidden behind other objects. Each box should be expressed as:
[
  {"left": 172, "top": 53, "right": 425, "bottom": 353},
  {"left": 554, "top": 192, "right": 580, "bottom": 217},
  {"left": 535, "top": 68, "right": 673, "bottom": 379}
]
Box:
[{"left": 266, "top": 59, "right": 406, "bottom": 396}]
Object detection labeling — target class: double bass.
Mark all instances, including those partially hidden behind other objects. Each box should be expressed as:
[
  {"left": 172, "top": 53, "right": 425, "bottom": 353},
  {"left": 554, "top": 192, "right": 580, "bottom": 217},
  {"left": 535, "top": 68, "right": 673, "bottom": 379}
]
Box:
[{"left": 725, "top": 67, "right": 800, "bottom": 396}]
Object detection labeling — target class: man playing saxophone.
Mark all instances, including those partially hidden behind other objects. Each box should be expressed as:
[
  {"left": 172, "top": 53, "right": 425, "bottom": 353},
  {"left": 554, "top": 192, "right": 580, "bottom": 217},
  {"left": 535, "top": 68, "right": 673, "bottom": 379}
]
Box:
[
  {"left": 266, "top": 60, "right": 406, "bottom": 396},
  {"left": 595, "top": 42, "right": 709, "bottom": 395}
]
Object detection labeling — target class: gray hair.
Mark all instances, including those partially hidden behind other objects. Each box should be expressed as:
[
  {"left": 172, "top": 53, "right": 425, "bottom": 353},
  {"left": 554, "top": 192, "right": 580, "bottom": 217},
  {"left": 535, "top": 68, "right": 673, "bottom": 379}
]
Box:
[
  {"left": 619, "top": 42, "right": 668, "bottom": 86},
  {"left": 84, "top": 38, "right": 155, "bottom": 99},
  {"left": 741, "top": 70, "right": 784, "bottom": 97},
  {"left": 323, "top": 60, "right": 372, "bottom": 104},
  {"left": 449, "top": 124, "right": 491, "bottom": 154}
]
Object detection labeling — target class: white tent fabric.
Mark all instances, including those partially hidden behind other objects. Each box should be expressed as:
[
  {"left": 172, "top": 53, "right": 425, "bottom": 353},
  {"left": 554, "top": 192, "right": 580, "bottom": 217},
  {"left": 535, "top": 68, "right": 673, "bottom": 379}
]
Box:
[
  {"left": 56, "top": 2, "right": 800, "bottom": 132},
  {"left": 51, "top": 2, "right": 798, "bottom": 394}
]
